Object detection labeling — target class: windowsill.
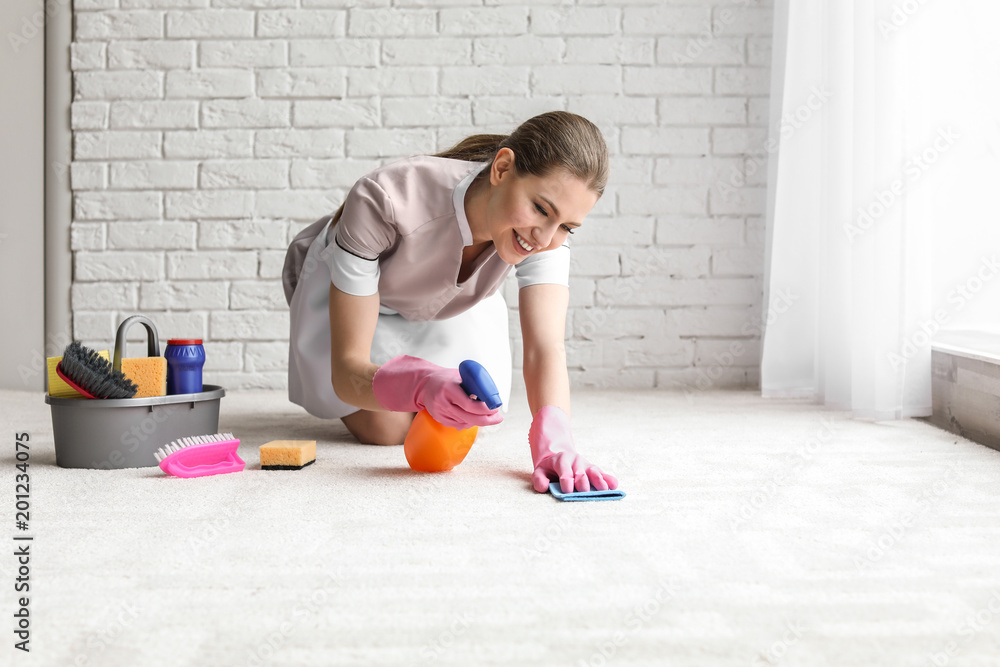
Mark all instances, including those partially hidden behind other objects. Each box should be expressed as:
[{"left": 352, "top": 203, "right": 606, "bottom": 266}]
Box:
[
  {"left": 930, "top": 329, "right": 1000, "bottom": 452},
  {"left": 932, "top": 329, "right": 1000, "bottom": 365}
]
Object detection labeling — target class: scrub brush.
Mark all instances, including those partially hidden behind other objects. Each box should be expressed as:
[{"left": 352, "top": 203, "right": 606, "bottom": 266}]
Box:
[
  {"left": 154, "top": 432, "right": 245, "bottom": 478},
  {"left": 56, "top": 341, "right": 138, "bottom": 399}
]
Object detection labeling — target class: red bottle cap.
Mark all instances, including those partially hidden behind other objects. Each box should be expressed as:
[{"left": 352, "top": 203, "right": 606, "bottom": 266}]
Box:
[{"left": 167, "top": 339, "right": 203, "bottom": 345}]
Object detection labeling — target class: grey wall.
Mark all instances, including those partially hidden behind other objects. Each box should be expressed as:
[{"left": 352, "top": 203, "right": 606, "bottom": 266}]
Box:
[{"left": 1, "top": 0, "right": 46, "bottom": 390}]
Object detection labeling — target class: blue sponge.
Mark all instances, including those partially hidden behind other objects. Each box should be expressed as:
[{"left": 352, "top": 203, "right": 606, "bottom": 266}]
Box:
[{"left": 548, "top": 482, "right": 625, "bottom": 502}]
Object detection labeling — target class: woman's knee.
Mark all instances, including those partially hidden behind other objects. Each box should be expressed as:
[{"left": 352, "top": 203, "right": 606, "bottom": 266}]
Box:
[{"left": 341, "top": 410, "right": 414, "bottom": 446}]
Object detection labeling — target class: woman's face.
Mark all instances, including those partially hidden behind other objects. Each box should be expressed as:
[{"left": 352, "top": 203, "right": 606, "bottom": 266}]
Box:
[{"left": 480, "top": 148, "right": 599, "bottom": 265}]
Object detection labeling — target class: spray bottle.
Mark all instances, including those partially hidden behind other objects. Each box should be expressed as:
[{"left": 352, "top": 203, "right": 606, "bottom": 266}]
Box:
[{"left": 403, "top": 360, "right": 502, "bottom": 472}]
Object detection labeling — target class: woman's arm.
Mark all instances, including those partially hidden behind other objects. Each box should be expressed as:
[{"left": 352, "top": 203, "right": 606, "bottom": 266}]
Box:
[
  {"left": 329, "top": 283, "right": 383, "bottom": 411},
  {"left": 519, "top": 283, "right": 571, "bottom": 417},
  {"left": 519, "top": 282, "right": 618, "bottom": 493}
]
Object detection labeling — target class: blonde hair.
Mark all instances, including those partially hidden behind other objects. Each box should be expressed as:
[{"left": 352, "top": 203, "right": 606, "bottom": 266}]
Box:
[
  {"left": 329, "top": 111, "right": 608, "bottom": 225},
  {"left": 435, "top": 111, "right": 609, "bottom": 196}
]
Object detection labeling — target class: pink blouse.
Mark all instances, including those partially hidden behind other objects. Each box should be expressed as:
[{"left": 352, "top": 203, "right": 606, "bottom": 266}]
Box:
[{"left": 318, "top": 155, "right": 569, "bottom": 321}]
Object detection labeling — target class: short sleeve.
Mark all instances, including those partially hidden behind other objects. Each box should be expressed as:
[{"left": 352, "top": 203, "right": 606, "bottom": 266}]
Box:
[
  {"left": 320, "top": 176, "right": 397, "bottom": 297},
  {"left": 514, "top": 243, "right": 570, "bottom": 289}
]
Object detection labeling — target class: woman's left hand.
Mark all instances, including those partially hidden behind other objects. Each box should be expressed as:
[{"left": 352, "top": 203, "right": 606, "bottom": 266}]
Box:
[{"left": 528, "top": 405, "right": 619, "bottom": 494}]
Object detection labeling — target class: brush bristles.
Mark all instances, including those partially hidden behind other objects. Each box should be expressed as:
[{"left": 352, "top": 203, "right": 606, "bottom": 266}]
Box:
[
  {"left": 60, "top": 341, "right": 138, "bottom": 399},
  {"left": 154, "top": 432, "right": 236, "bottom": 462}
]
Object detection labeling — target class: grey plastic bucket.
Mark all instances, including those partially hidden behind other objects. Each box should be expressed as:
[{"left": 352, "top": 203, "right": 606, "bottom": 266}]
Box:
[{"left": 45, "top": 385, "right": 226, "bottom": 469}]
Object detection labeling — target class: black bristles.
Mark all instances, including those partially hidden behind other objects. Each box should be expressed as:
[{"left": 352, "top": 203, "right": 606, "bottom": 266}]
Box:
[{"left": 60, "top": 341, "right": 138, "bottom": 399}]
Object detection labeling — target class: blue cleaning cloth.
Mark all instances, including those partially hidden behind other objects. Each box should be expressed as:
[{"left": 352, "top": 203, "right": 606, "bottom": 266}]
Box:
[{"left": 548, "top": 482, "right": 626, "bottom": 502}]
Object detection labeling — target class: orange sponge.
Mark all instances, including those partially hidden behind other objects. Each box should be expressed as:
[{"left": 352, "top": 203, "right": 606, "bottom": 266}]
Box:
[
  {"left": 121, "top": 357, "right": 167, "bottom": 398},
  {"left": 260, "top": 440, "right": 316, "bottom": 470}
]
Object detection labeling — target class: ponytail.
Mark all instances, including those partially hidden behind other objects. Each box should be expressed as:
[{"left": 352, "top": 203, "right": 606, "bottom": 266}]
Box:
[{"left": 434, "top": 134, "right": 508, "bottom": 163}]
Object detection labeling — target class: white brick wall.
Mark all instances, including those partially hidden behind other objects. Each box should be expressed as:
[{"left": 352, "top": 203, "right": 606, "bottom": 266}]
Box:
[{"left": 70, "top": 0, "right": 771, "bottom": 391}]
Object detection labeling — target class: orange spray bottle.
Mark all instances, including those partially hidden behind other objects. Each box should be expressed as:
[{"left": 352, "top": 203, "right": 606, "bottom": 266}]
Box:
[{"left": 403, "top": 360, "right": 502, "bottom": 472}]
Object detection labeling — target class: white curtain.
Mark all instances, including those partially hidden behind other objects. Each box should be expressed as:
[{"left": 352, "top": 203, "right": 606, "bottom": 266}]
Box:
[{"left": 761, "top": 0, "right": 999, "bottom": 419}]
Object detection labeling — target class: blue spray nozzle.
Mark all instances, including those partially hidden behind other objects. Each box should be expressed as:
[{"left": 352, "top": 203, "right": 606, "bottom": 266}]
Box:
[{"left": 459, "top": 360, "right": 502, "bottom": 410}]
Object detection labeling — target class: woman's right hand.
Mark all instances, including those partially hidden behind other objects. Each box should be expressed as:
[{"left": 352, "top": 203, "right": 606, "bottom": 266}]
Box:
[{"left": 372, "top": 355, "right": 502, "bottom": 429}]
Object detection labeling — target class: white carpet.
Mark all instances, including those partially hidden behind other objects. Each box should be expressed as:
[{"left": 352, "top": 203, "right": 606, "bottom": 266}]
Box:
[{"left": 3, "top": 388, "right": 1000, "bottom": 666}]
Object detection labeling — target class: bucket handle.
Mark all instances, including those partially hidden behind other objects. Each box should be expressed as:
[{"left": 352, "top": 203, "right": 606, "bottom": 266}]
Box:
[{"left": 112, "top": 315, "right": 160, "bottom": 371}]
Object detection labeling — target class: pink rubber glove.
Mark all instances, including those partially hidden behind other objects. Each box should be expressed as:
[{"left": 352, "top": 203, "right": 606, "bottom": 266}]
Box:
[
  {"left": 528, "top": 405, "right": 619, "bottom": 493},
  {"left": 372, "top": 355, "right": 503, "bottom": 430}
]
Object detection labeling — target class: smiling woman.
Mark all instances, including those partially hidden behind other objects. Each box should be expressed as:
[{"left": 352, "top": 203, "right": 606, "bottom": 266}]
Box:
[
  {"left": 463, "top": 148, "right": 596, "bottom": 268},
  {"left": 281, "top": 111, "right": 619, "bottom": 494}
]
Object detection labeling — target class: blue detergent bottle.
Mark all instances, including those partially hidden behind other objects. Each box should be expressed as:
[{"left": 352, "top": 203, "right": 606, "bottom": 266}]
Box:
[{"left": 164, "top": 339, "right": 205, "bottom": 395}]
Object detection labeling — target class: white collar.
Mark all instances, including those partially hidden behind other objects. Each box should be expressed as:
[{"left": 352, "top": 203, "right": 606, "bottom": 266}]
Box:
[{"left": 452, "top": 161, "right": 489, "bottom": 247}]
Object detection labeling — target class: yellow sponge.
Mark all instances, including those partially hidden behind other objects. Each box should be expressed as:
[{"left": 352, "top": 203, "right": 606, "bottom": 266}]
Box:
[
  {"left": 121, "top": 357, "right": 167, "bottom": 398},
  {"left": 47, "top": 350, "right": 110, "bottom": 398},
  {"left": 260, "top": 440, "right": 316, "bottom": 470}
]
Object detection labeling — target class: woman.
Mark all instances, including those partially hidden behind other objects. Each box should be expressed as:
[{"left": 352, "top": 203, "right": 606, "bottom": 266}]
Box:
[{"left": 283, "top": 111, "right": 618, "bottom": 494}]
